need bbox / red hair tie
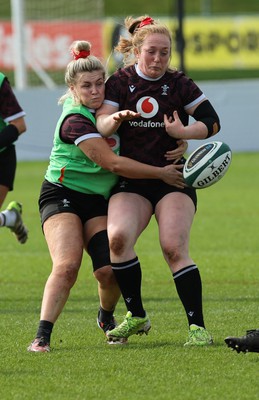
[139,17,154,28]
[71,49,90,60]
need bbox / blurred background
[1,0,259,158]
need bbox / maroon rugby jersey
[0,77,25,122]
[104,65,205,167]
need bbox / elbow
[21,121,27,134]
[102,159,121,175]
[95,120,102,133]
[217,118,221,133]
[109,162,121,175]
[201,115,220,138]
[19,125,26,135]
[11,120,26,135]
[96,115,110,136]
[193,100,220,138]
[209,118,221,137]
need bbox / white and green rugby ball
[183,141,232,189]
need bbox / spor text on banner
[1,17,259,71]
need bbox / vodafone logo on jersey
[136,97,159,118]
[105,133,120,153]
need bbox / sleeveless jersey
[104,66,205,167]
[45,97,119,199]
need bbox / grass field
[1,154,259,399]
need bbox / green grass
[1,154,259,399]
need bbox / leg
[0,146,16,209]
[106,193,152,343]
[156,192,212,345]
[108,192,152,311]
[0,147,28,243]
[84,215,120,312]
[95,265,121,312]
[0,200,28,243]
[84,216,121,334]
[40,213,83,321]
[0,184,9,208]
[28,213,84,352]
[95,264,120,334]
[155,192,195,273]
[108,193,152,262]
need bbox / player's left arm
[164,99,220,140]
[164,139,188,162]
[190,99,220,137]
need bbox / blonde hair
[115,16,172,67]
[59,40,105,105]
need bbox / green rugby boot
[6,201,28,244]
[107,311,151,344]
[184,324,213,346]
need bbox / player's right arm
[0,77,27,136]
[96,103,140,137]
[9,116,26,135]
[78,136,185,188]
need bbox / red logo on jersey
[136,96,159,118]
[104,134,120,152]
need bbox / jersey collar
[135,63,165,81]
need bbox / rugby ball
[183,141,232,189]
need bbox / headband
[71,49,90,60]
[139,17,154,29]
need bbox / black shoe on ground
[225,329,259,353]
[97,310,117,335]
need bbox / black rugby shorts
[111,178,197,212]
[39,180,108,226]
[0,145,16,190]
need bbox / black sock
[98,306,114,322]
[111,257,145,318]
[173,265,205,328]
[36,320,54,343]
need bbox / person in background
[225,330,259,353]
[96,15,221,345]
[28,40,187,352]
[0,72,28,244]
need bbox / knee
[162,242,182,265]
[94,266,117,287]
[109,233,128,256]
[53,261,80,287]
